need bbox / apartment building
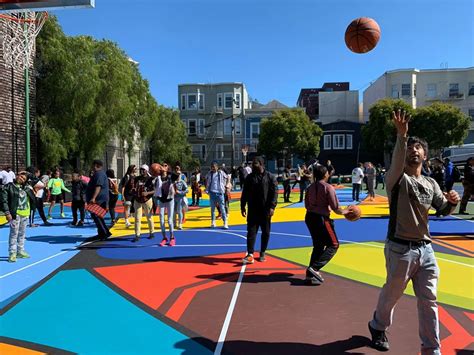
[178,83,249,168]
[363,67,474,143]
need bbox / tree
[35,16,193,170]
[361,98,414,154]
[148,105,196,168]
[410,102,470,151]
[258,108,323,163]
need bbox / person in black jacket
[240,156,278,263]
[71,172,87,226]
[0,171,36,262]
[459,157,474,215]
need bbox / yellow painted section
[0,343,45,355]
[270,242,474,310]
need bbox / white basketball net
[0,11,48,69]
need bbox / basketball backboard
[0,0,94,13]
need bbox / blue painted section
[0,269,211,355]
[187,198,210,207]
[286,188,367,208]
[96,229,248,261]
[0,205,97,309]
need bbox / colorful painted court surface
[0,186,473,354]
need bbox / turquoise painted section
[0,269,212,355]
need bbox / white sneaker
[125,220,131,228]
[210,222,216,228]
[223,223,229,229]
[177,224,183,230]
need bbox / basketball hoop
[0,11,48,69]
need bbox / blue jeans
[174,196,185,226]
[370,240,440,355]
[159,200,174,237]
[209,191,227,223]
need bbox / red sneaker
[169,238,176,247]
[159,238,168,247]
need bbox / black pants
[305,212,339,275]
[30,197,48,224]
[246,212,272,255]
[109,194,118,221]
[192,188,200,206]
[91,202,110,238]
[299,181,308,202]
[352,183,361,201]
[283,181,291,202]
[72,200,85,223]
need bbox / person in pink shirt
[304,164,349,285]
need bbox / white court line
[214,263,247,355]
[0,240,94,279]
[188,229,247,240]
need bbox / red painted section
[439,306,474,353]
[95,253,304,317]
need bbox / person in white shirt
[0,166,15,185]
[205,162,228,229]
[351,163,364,202]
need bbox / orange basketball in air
[150,163,162,177]
[345,17,381,54]
[344,205,361,222]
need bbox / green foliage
[362,98,471,154]
[410,102,470,150]
[361,99,414,152]
[258,108,322,162]
[35,16,192,169]
[148,106,196,168]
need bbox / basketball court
[0,1,473,354]
[0,186,473,354]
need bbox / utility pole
[230,84,246,169]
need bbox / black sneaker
[148,233,155,240]
[368,322,389,351]
[259,252,266,262]
[132,236,139,243]
[77,221,84,227]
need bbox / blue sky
[54,0,473,108]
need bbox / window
[224,119,232,135]
[198,94,205,110]
[449,83,459,97]
[333,134,345,150]
[234,143,241,160]
[188,94,197,109]
[215,144,231,159]
[323,135,331,150]
[180,94,186,110]
[235,93,241,109]
[414,83,416,97]
[469,83,474,96]
[401,84,411,96]
[192,144,206,160]
[235,119,241,135]
[224,93,233,109]
[250,122,260,139]
[469,109,474,121]
[391,84,398,98]
[188,119,197,135]
[198,119,205,136]
[427,83,437,98]
[217,94,223,109]
[346,134,353,149]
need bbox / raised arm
[385,110,410,192]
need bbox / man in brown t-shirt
[368,110,460,354]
